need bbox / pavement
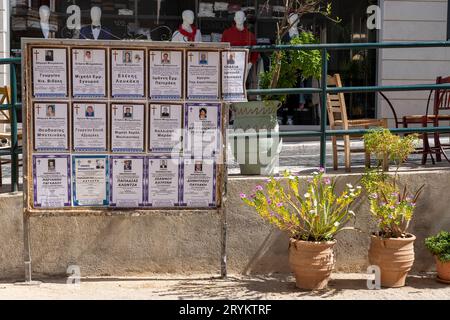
[1,273,449,300]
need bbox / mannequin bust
[222,11,259,70]
[172,10,202,42]
[79,6,112,40]
[288,13,300,38]
[39,5,51,39]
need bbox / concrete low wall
[1,170,450,280]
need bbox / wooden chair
[402,76,450,164]
[327,74,388,172]
[0,86,23,186]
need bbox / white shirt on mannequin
[40,22,50,39]
[92,26,101,40]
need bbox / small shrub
[425,231,450,262]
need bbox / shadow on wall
[242,229,291,275]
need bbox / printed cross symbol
[188,52,194,62]
[151,105,157,115]
[33,50,39,61]
[35,104,41,114]
[73,50,79,61]
[74,104,80,115]
[150,51,156,62]
[113,105,118,116]
[113,51,118,61]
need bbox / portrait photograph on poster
[72,155,109,206]
[110,156,145,207]
[185,102,221,158]
[148,103,183,153]
[71,48,107,98]
[72,102,107,152]
[149,50,183,100]
[31,47,68,98]
[33,154,71,208]
[111,103,145,153]
[33,102,69,152]
[147,157,181,207]
[181,158,216,208]
[186,50,220,100]
[111,48,145,98]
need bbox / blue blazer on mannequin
[79,25,113,40]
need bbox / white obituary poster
[111,49,145,98]
[222,50,247,102]
[110,156,145,207]
[71,48,107,98]
[33,103,69,151]
[72,103,107,152]
[185,103,221,158]
[148,103,183,153]
[111,103,145,153]
[149,50,183,100]
[72,155,109,206]
[181,159,216,207]
[186,50,220,100]
[33,155,71,207]
[32,47,68,98]
[147,157,181,207]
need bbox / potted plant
[231,1,335,175]
[362,129,424,287]
[425,231,450,283]
[241,169,361,290]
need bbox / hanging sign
[221,50,248,102]
[111,103,145,153]
[72,102,107,152]
[31,47,68,98]
[148,103,183,153]
[33,154,71,207]
[71,48,107,98]
[111,49,145,98]
[72,155,109,206]
[33,102,69,152]
[110,156,145,207]
[186,50,220,100]
[149,50,183,100]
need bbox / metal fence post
[320,49,328,169]
[9,63,19,192]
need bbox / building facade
[379,0,450,124]
[1,0,449,124]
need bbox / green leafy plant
[364,128,418,169]
[361,128,424,238]
[425,231,450,262]
[241,169,362,242]
[258,0,339,103]
[259,32,325,103]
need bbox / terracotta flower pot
[435,256,450,283]
[288,238,336,290]
[368,234,416,288]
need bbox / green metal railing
[2,42,450,190]
[0,57,21,192]
[238,41,450,168]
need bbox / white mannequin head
[39,5,50,23]
[234,11,246,31]
[91,6,102,26]
[288,13,299,37]
[182,10,195,26]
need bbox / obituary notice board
[22,39,248,215]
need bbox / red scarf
[178,25,197,42]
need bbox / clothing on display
[221,24,259,64]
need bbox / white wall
[379,0,450,124]
[0,0,9,86]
